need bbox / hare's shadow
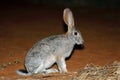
[66,44,84,60]
[63,22,68,32]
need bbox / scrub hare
[16,8,84,76]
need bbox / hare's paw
[59,67,68,74]
[42,68,59,74]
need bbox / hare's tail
[16,70,32,76]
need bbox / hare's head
[63,8,84,45]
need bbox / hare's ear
[63,8,75,33]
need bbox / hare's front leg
[56,57,67,73]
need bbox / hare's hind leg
[33,60,56,74]
[33,64,58,74]
[33,63,44,74]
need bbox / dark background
[0,0,120,8]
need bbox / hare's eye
[74,32,78,36]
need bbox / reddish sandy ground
[0,5,120,79]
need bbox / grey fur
[16,8,84,76]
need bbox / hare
[16,8,84,76]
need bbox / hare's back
[25,35,72,63]
[41,35,74,56]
